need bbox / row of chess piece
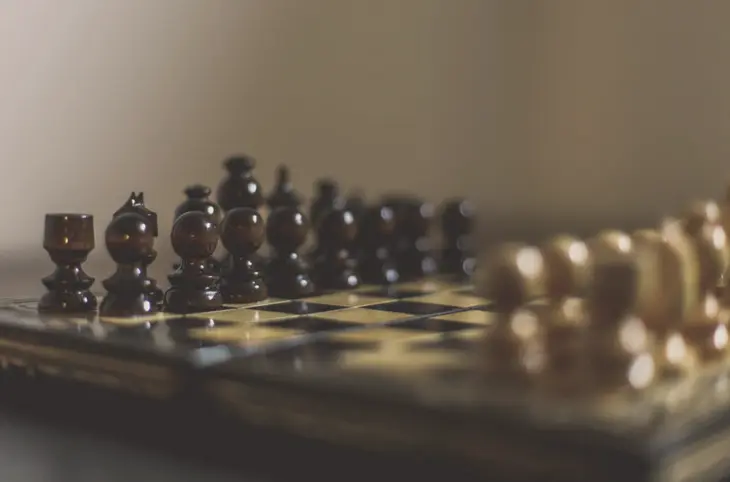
[37,155,475,317]
[474,192,730,393]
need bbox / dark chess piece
[266,165,302,210]
[38,213,97,313]
[113,192,164,308]
[219,207,268,303]
[312,207,360,290]
[345,191,366,221]
[172,185,223,273]
[174,185,222,223]
[385,197,437,280]
[164,211,223,314]
[357,205,400,284]
[216,155,264,213]
[310,178,345,229]
[266,206,316,298]
[99,212,160,317]
[440,198,476,278]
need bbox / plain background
[2,0,730,294]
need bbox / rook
[38,213,97,313]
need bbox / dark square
[266,316,362,333]
[391,317,478,333]
[357,288,432,299]
[366,301,458,316]
[254,301,342,315]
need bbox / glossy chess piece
[475,243,547,383]
[174,184,222,223]
[392,198,437,280]
[357,205,400,285]
[265,206,316,298]
[99,212,160,317]
[266,165,302,210]
[310,179,344,229]
[216,155,264,213]
[439,198,476,279]
[113,192,164,308]
[164,211,223,313]
[38,213,97,313]
[219,207,268,304]
[583,231,658,390]
[312,207,361,290]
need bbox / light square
[341,344,465,371]
[221,298,286,309]
[432,310,496,325]
[313,308,411,324]
[302,292,392,308]
[395,280,461,292]
[326,328,422,343]
[187,324,305,344]
[408,292,489,308]
[187,308,294,323]
[97,311,179,325]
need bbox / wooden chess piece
[216,155,264,213]
[583,231,658,390]
[310,178,344,229]
[99,212,160,317]
[357,204,400,285]
[219,207,268,304]
[172,185,223,273]
[265,206,316,298]
[113,192,164,308]
[312,207,361,290]
[38,213,97,313]
[390,197,437,280]
[266,165,302,210]
[164,211,223,313]
[439,198,476,279]
[174,184,222,223]
[474,243,547,383]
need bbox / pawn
[312,207,361,290]
[113,192,164,308]
[393,198,437,280]
[164,211,223,313]
[357,205,400,285]
[265,206,316,298]
[439,198,476,278]
[219,207,268,303]
[174,185,222,224]
[310,179,345,229]
[266,165,302,211]
[100,212,160,317]
[216,155,264,213]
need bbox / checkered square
[312,308,411,324]
[390,317,480,333]
[265,316,362,333]
[301,292,393,308]
[186,324,306,346]
[253,301,343,316]
[365,300,458,316]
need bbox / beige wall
[1,1,730,293]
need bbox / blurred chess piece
[537,235,592,392]
[582,231,657,391]
[475,243,547,382]
[632,224,698,377]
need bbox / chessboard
[5,154,730,482]
[0,277,487,400]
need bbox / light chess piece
[583,230,658,392]
[475,243,547,383]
